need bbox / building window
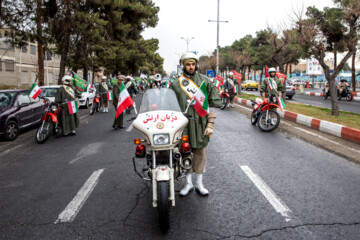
[21,71,29,85]
[5,60,14,72]
[7,42,14,51]
[30,45,36,55]
[21,45,28,53]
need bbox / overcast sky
[142,0,335,74]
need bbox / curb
[304,92,360,101]
[234,97,360,144]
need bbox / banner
[72,72,89,92]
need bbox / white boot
[194,173,209,196]
[106,108,109,112]
[230,103,234,108]
[180,173,194,196]
[103,108,106,112]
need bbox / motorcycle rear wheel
[251,111,258,125]
[36,121,51,144]
[220,98,228,110]
[323,91,328,100]
[157,181,170,233]
[258,110,280,132]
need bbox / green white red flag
[28,83,42,100]
[107,92,113,100]
[214,80,221,90]
[116,82,134,118]
[233,85,238,93]
[68,100,79,114]
[192,81,209,118]
[277,97,286,112]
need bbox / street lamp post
[208,0,228,75]
[180,37,195,52]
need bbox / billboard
[306,56,323,75]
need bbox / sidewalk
[234,96,360,145]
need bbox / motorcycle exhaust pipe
[180,154,193,170]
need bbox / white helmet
[228,72,234,77]
[268,67,277,74]
[179,52,199,70]
[101,76,107,80]
[62,75,72,84]
[154,73,162,81]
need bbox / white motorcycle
[132,88,193,232]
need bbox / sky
[142,0,335,74]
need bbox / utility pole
[180,37,194,52]
[208,0,228,75]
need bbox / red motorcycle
[89,94,101,115]
[35,96,61,143]
[219,89,230,110]
[251,95,281,132]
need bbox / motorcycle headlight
[51,105,58,112]
[153,134,170,145]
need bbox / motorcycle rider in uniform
[323,81,330,96]
[112,75,126,130]
[152,74,162,89]
[338,79,349,95]
[260,67,284,100]
[55,76,81,136]
[170,52,222,196]
[100,76,111,112]
[222,72,238,107]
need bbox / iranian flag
[28,83,42,100]
[192,82,209,118]
[214,80,221,90]
[68,101,79,114]
[107,92,113,100]
[116,82,134,118]
[233,85,238,93]
[164,81,170,88]
[277,97,286,112]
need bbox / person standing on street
[125,76,138,114]
[170,52,222,196]
[55,76,81,136]
[100,76,111,112]
[112,75,126,130]
[260,67,284,100]
[222,72,238,107]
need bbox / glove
[204,111,216,136]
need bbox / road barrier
[235,97,360,144]
[304,92,360,101]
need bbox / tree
[296,0,360,115]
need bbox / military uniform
[260,77,284,97]
[170,71,222,173]
[112,83,124,128]
[222,77,238,106]
[55,85,80,135]
[100,82,111,111]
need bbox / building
[0,28,100,88]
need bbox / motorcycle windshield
[139,88,181,113]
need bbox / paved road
[242,89,360,114]
[1,93,360,239]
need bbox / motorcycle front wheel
[220,98,228,110]
[157,181,170,233]
[346,92,353,101]
[258,110,280,132]
[251,111,258,125]
[89,102,97,115]
[36,121,51,143]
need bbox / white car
[40,85,61,103]
[79,83,95,108]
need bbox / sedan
[40,85,61,103]
[241,80,259,91]
[285,80,296,100]
[0,90,47,140]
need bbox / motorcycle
[219,88,230,110]
[337,85,353,101]
[35,96,61,143]
[131,88,193,232]
[251,95,281,132]
[89,94,101,115]
[322,87,331,100]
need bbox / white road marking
[54,168,105,224]
[126,124,133,132]
[281,121,360,154]
[80,115,88,120]
[239,165,292,222]
[0,144,24,156]
[235,104,252,112]
[69,142,104,164]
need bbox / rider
[100,76,111,113]
[222,72,239,107]
[338,79,349,95]
[170,52,222,196]
[152,74,162,89]
[324,81,330,96]
[55,76,81,136]
[260,67,284,100]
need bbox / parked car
[291,79,313,88]
[241,80,259,91]
[285,80,296,100]
[40,85,61,103]
[0,90,47,140]
[79,83,95,108]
